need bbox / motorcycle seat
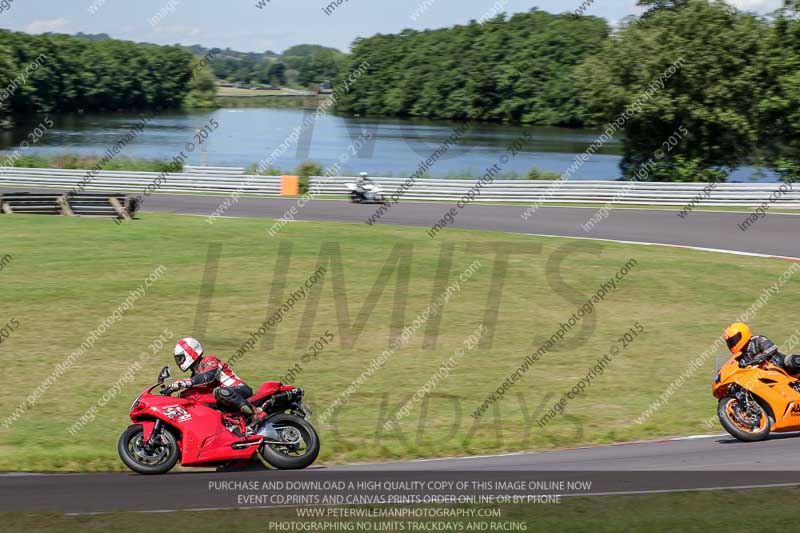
[249,381,283,405]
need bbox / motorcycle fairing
[713,356,800,431]
[130,393,262,466]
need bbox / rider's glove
[172,378,192,390]
[740,352,768,368]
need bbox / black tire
[718,396,773,442]
[259,413,320,470]
[118,424,180,475]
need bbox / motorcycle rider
[163,337,267,431]
[724,323,800,381]
[357,172,373,190]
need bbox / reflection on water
[0,108,768,181]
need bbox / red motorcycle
[118,365,320,474]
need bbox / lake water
[0,108,768,181]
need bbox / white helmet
[174,337,203,372]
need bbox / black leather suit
[739,335,800,372]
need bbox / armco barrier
[0,192,137,219]
[1,167,798,207]
[0,167,282,196]
[310,177,800,207]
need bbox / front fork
[145,419,163,450]
[728,385,764,425]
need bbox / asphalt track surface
[2,189,800,513]
[1,188,798,258]
[4,435,800,513]
[141,193,799,259]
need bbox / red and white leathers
[186,355,246,392]
[173,338,243,388]
[171,354,247,393]
[170,338,265,429]
[170,337,260,425]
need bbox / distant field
[216,93,324,108]
[216,86,296,97]
[1,213,798,471]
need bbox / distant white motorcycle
[345,173,388,204]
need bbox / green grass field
[216,86,294,97]
[216,94,324,108]
[0,212,798,471]
[3,154,176,173]
[4,487,798,532]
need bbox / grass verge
[1,154,176,173]
[216,95,325,108]
[217,87,295,97]
[0,213,798,471]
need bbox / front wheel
[259,413,320,470]
[118,424,180,475]
[718,396,773,442]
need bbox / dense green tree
[637,0,690,18]
[285,48,343,86]
[183,62,218,108]
[334,10,609,126]
[207,44,343,87]
[759,1,800,180]
[577,0,771,181]
[0,30,198,115]
[268,62,287,86]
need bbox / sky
[0,0,786,54]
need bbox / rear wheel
[718,395,773,442]
[259,413,320,470]
[118,424,179,474]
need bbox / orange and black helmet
[724,323,752,355]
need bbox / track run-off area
[1,190,799,513]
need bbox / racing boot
[246,407,268,435]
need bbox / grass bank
[217,87,295,97]
[4,487,798,531]
[216,95,325,108]
[0,154,177,173]
[0,213,797,471]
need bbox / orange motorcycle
[713,353,800,441]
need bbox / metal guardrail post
[57,194,75,216]
[108,197,132,220]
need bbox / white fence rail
[0,167,282,195]
[184,165,246,175]
[311,177,800,207]
[0,167,798,207]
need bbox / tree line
[0,30,215,115]
[205,44,344,88]
[336,1,800,181]
[336,10,609,126]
